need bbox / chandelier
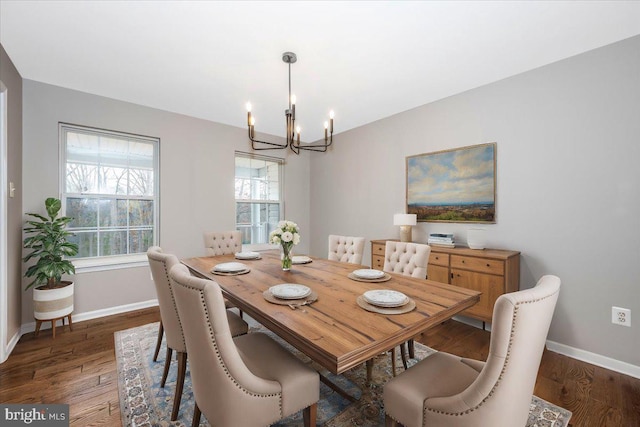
[246,52,334,154]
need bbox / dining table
[181,250,480,381]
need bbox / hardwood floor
[1,307,638,426]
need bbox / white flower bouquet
[269,220,300,270]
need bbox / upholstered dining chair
[383,275,561,427]
[203,230,244,316]
[169,263,320,427]
[328,234,366,264]
[147,246,248,421]
[383,241,431,374]
[203,230,242,256]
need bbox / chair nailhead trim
[150,256,187,351]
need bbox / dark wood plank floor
[1,307,638,426]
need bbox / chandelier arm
[249,129,288,150]
[292,133,333,152]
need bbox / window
[235,152,283,247]
[60,123,159,269]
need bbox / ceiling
[2,1,639,142]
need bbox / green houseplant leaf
[23,197,79,290]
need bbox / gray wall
[22,80,310,323]
[309,35,640,367]
[0,43,23,348]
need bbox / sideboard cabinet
[370,239,520,323]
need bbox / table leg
[319,374,357,402]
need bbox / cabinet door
[451,269,504,322]
[427,265,449,283]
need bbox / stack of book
[428,233,455,248]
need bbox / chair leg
[153,321,164,362]
[52,319,56,339]
[400,343,409,370]
[303,402,317,427]
[385,414,399,426]
[408,338,415,359]
[366,359,373,384]
[192,403,202,427]
[67,314,73,332]
[171,352,187,421]
[161,347,173,387]
[390,347,397,376]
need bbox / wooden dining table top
[181,250,480,375]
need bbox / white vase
[467,229,487,250]
[33,281,74,320]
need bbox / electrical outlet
[612,306,631,327]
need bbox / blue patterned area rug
[115,321,571,427]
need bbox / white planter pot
[33,281,74,320]
[466,228,487,250]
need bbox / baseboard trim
[546,340,640,379]
[0,329,22,364]
[20,299,159,335]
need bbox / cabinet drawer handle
[461,260,465,263]
[486,263,490,267]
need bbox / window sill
[244,243,279,252]
[72,254,148,274]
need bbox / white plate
[363,290,409,308]
[292,255,312,264]
[235,251,261,260]
[269,284,312,300]
[353,269,385,279]
[214,262,247,273]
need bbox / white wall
[22,81,310,323]
[309,36,640,367]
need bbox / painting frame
[406,142,496,223]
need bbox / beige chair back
[328,234,365,264]
[425,275,561,426]
[203,230,242,256]
[383,241,430,278]
[147,246,185,353]
[169,264,287,425]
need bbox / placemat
[210,268,251,276]
[348,272,392,283]
[263,290,318,306]
[356,295,415,314]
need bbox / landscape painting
[406,143,496,223]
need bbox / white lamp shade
[393,213,417,226]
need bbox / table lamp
[394,213,417,242]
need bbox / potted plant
[23,197,79,332]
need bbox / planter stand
[34,314,73,339]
